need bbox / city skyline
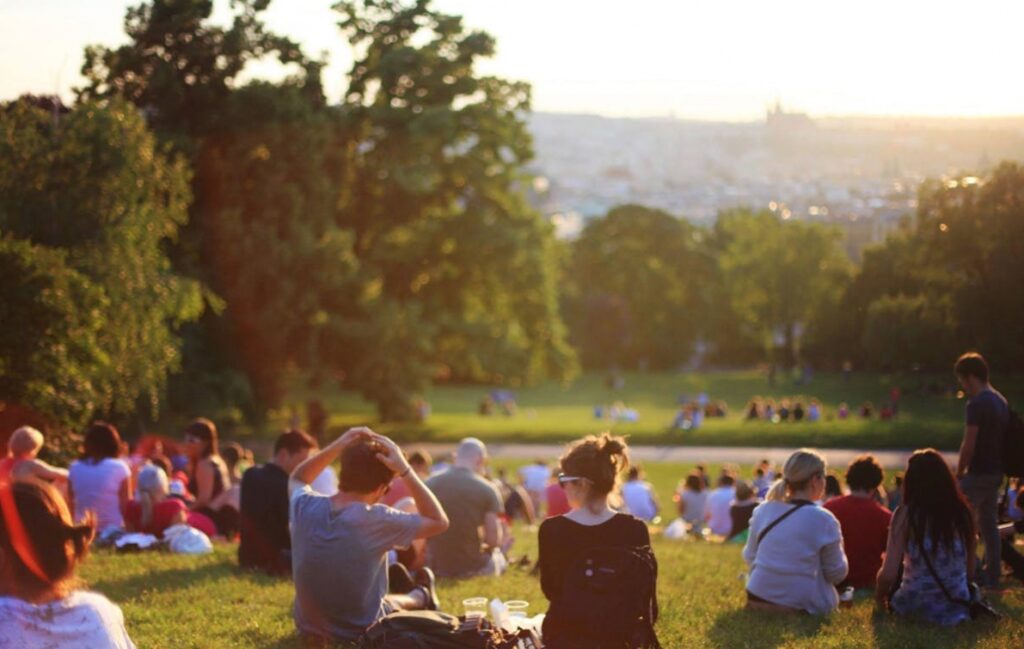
[4,0,1024,120]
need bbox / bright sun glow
[3,0,1023,120]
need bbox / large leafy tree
[714,210,852,367]
[849,162,1024,370]
[567,204,712,369]
[0,98,203,425]
[78,0,331,419]
[329,0,577,418]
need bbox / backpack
[358,611,539,649]
[1004,407,1024,478]
[543,545,661,649]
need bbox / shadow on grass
[87,553,285,601]
[707,607,824,649]
[870,608,1004,648]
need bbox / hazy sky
[4,0,1024,121]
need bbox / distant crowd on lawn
[1,352,1023,648]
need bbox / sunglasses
[557,473,587,488]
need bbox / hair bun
[598,434,626,456]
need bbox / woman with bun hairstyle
[539,433,657,647]
[743,449,848,614]
[0,478,136,648]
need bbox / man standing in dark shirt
[955,352,1008,587]
[238,430,316,574]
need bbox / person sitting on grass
[0,427,68,486]
[727,480,760,542]
[675,472,706,534]
[182,418,232,536]
[876,449,975,626]
[238,429,316,575]
[0,478,135,648]
[289,428,448,644]
[705,472,736,537]
[538,433,657,648]
[425,438,508,578]
[68,422,132,534]
[743,449,848,614]
[124,465,187,538]
[621,465,659,523]
[824,455,891,590]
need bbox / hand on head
[370,433,412,476]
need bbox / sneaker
[414,567,440,611]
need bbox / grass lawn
[82,533,1024,648]
[263,370,1024,451]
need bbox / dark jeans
[961,473,1003,586]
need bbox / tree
[0,238,106,432]
[715,210,852,367]
[567,204,712,369]
[861,294,955,370]
[330,0,577,418]
[78,0,330,420]
[848,162,1024,370]
[0,98,203,424]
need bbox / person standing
[954,352,1008,587]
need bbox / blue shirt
[965,388,1008,475]
[290,486,421,641]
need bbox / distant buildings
[527,110,1023,259]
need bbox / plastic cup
[462,597,488,618]
[505,600,529,618]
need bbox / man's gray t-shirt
[290,485,421,641]
[425,467,503,577]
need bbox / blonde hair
[766,448,827,502]
[8,427,44,457]
[136,465,169,529]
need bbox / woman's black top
[538,513,651,602]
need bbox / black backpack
[1005,407,1024,478]
[543,545,661,649]
[359,611,539,649]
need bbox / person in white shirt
[68,422,132,531]
[621,466,659,522]
[743,449,848,615]
[705,474,736,537]
[0,478,135,649]
[519,459,551,515]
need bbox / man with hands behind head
[288,427,450,644]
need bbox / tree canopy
[0,98,203,426]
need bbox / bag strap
[756,500,812,544]
[914,523,971,608]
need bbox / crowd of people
[1,351,1022,647]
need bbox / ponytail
[769,449,827,503]
[766,478,789,502]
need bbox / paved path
[413,443,957,468]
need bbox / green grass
[81,533,1024,648]
[261,370,1024,451]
